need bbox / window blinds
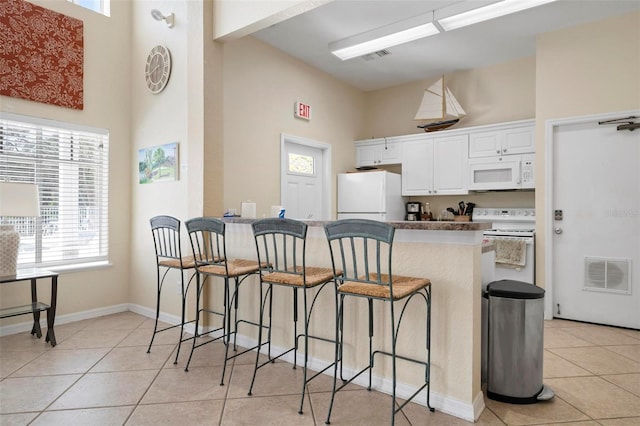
[0,112,109,268]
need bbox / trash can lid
[487,279,545,300]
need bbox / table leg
[46,275,58,346]
[30,278,42,339]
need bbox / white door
[281,135,330,220]
[550,114,640,329]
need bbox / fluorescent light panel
[331,22,439,60]
[330,0,557,61]
[438,0,557,31]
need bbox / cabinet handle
[496,149,500,154]
[433,190,437,194]
[503,148,507,153]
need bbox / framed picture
[138,142,179,184]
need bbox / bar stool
[249,218,337,415]
[323,219,434,425]
[147,215,197,365]
[184,217,262,385]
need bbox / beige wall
[0,0,132,321]
[363,55,536,139]
[128,0,220,317]
[534,11,640,290]
[221,36,366,219]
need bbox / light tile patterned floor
[1,312,639,425]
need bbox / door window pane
[288,153,314,176]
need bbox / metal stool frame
[323,219,433,425]
[147,215,197,365]
[249,218,337,415]
[184,217,263,385]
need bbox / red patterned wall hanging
[0,0,84,110]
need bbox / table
[0,268,58,346]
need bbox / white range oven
[474,207,536,285]
[477,207,536,384]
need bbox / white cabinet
[401,140,433,195]
[469,125,534,158]
[355,139,402,167]
[402,135,468,196]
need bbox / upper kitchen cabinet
[469,121,535,158]
[355,138,402,167]
[402,135,469,196]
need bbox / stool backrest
[185,217,227,271]
[252,218,308,278]
[324,219,395,290]
[150,215,185,265]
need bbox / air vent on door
[584,257,631,294]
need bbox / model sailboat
[415,77,466,132]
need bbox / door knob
[554,227,563,234]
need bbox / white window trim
[0,112,110,270]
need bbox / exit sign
[295,102,312,120]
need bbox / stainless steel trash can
[486,279,554,404]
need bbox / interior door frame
[280,133,332,220]
[544,109,640,320]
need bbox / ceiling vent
[362,50,391,61]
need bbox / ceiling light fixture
[151,9,175,28]
[329,0,556,61]
[329,12,440,61]
[438,0,557,31]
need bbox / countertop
[220,217,491,231]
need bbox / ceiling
[252,0,640,91]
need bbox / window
[288,153,315,176]
[67,0,110,16]
[0,113,109,268]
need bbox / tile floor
[1,312,639,425]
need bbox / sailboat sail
[414,77,465,130]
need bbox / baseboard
[0,304,483,421]
[230,332,482,422]
[0,303,129,337]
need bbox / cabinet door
[356,144,378,167]
[470,126,535,157]
[402,139,433,196]
[469,131,502,158]
[502,126,534,155]
[378,140,402,165]
[434,135,469,195]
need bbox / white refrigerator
[337,171,406,221]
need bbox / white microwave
[469,154,535,190]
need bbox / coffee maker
[406,202,421,221]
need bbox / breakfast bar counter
[214,218,489,421]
